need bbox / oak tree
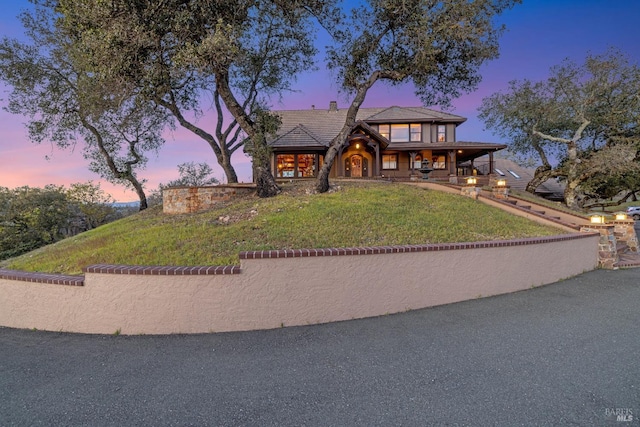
[315,0,521,192]
[0,4,164,209]
[479,49,640,209]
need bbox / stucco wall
[0,233,599,335]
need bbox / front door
[351,155,363,177]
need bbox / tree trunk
[315,74,380,193]
[525,165,554,194]
[131,180,148,211]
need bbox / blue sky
[1,0,639,201]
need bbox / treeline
[0,182,135,261]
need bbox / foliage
[1,181,564,275]
[0,182,123,261]
[163,162,220,188]
[479,49,640,209]
[55,0,336,195]
[0,3,166,210]
[314,0,521,192]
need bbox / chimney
[329,101,338,111]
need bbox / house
[268,101,506,182]
[475,157,566,201]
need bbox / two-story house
[268,101,506,182]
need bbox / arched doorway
[344,154,368,177]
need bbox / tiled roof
[270,124,328,148]
[269,104,466,147]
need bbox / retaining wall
[163,184,256,214]
[0,233,599,335]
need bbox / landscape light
[496,179,507,187]
[466,176,477,186]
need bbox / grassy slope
[1,181,566,275]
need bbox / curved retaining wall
[0,233,599,335]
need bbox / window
[410,154,422,170]
[276,154,295,178]
[276,154,317,178]
[410,124,421,141]
[437,125,446,142]
[377,124,421,142]
[297,154,316,177]
[508,170,521,179]
[495,168,505,176]
[432,155,446,170]
[390,124,409,141]
[378,124,390,140]
[382,154,398,170]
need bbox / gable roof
[269,104,466,147]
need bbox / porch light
[590,214,605,224]
[496,179,507,187]
[356,143,360,149]
[615,212,628,221]
[466,176,477,186]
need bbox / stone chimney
[329,100,338,111]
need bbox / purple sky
[1,0,639,201]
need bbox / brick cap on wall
[0,268,84,286]
[83,264,241,275]
[239,233,595,259]
[1,233,597,285]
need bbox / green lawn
[1,181,566,275]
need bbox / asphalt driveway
[1,268,638,426]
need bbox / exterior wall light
[466,176,477,186]
[496,178,507,187]
[590,214,605,224]
[615,212,628,221]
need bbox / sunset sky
[1,0,639,201]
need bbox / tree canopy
[56,0,336,196]
[314,0,522,192]
[0,3,166,209]
[479,49,640,209]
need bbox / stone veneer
[163,184,256,214]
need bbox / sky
[1,0,639,202]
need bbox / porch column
[409,151,417,173]
[448,151,456,175]
[489,151,495,174]
[375,144,380,176]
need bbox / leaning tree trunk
[525,165,554,194]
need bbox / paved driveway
[1,269,638,426]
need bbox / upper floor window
[377,124,421,142]
[437,125,446,142]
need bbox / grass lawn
[1,181,567,275]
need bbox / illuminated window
[432,155,446,169]
[378,124,390,140]
[382,154,398,170]
[437,125,446,142]
[276,154,295,178]
[410,154,422,170]
[377,124,421,142]
[390,124,409,141]
[276,154,317,178]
